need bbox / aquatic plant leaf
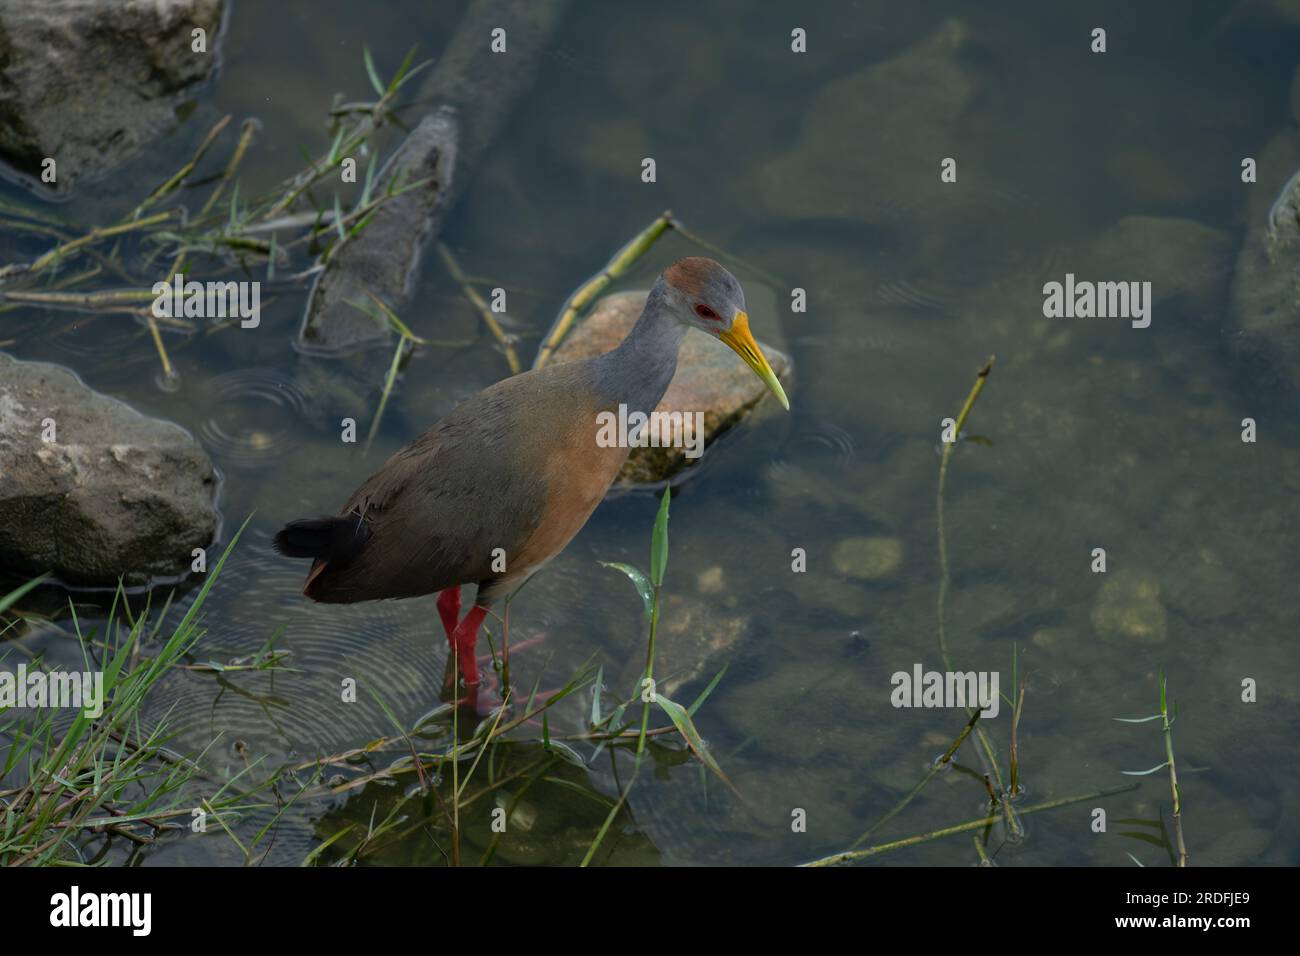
[1120,831,1167,848]
[589,666,603,727]
[655,694,730,787]
[1121,761,1171,776]
[542,775,616,809]
[544,737,587,767]
[303,824,356,866]
[333,194,346,242]
[362,46,385,97]
[360,153,377,207]
[687,664,729,717]
[599,562,652,620]
[650,488,671,587]
[0,576,46,616]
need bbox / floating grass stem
[1,209,181,279]
[129,115,232,222]
[1160,675,1186,867]
[1010,682,1025,798]
[1116,673,1187,866]
[848,710,981,851]
[804,784,1139,867]
[199,119,259,219]
[935,357,1008,801]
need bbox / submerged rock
[0,354,218,587]
[551,291,792,485]
[755,19,975,225]
[717,659,893,763]
[619,592,749,700]
[1085,216,1234,313]
[1160,548,1239,623]
[1091,573,1168,645]
[0,0,225,197]
[831,536,903,580]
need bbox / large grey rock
[550,291,792,485]
[0,0,225,197]
[0,353,218,587]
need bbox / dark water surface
[3,0,1298,865]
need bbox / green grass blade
[362,46,385,97]
[599,562,652,620]
[650,488,671,587]
[0,576,46,616]
[655,694,734,792]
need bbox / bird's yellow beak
[719,311,790,410]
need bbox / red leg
[436,586,462,645]
[450,604,488,688]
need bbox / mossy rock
[832,536,903,580]
[1091,573,1168,645]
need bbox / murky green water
[3,0,1299,865]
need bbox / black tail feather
[272,515,370,568]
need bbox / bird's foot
[442,630,553,718]
[454,674,564,722]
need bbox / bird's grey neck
[593,287,687,415]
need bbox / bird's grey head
[655,256,746,334]
[652,256,790,411]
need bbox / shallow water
[3,0,1299,866]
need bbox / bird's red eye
[694,304,719,321]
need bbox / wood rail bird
[273,257,789,710]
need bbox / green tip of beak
[761,366,790,410]
[721,311,791,411]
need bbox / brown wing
[305,360,617,603]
